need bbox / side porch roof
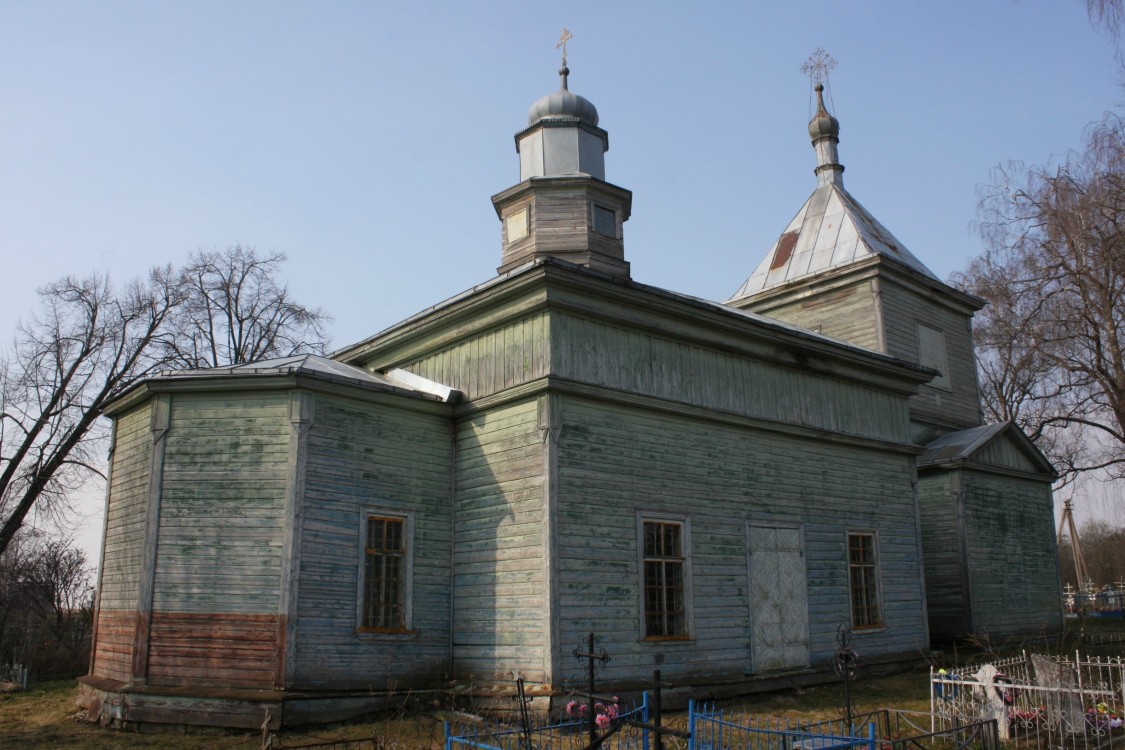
[918,421,1056,480]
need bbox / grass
[0,669,947,750]
[2,621,1122,750]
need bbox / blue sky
[1,1,1122,554]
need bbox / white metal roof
[728,179,939,303]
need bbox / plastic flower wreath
[566,698,621,730]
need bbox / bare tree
[0,251,331,555]
[1058,519,1125,589]
[0,270,183,555]
[0,531,93,677]
[956,114,1125,483]
[1087,0,1124,41]
[161,246,331,369]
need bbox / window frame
[846,529,883,630]
[637,514,693,641]
[916,321,951,391]
[592,203,618,238]
[356,509,415,635]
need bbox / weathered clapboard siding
[402,314,551,401]
[878,280,982,430]
[512,188,626,260]
[916,472,968,640]
[973,437,1040,474]
[452,399,547,681]
[553,395,927,685]
[146,613,279,688]
[295,393,453,689]
[92,401,153,682]
[152,393,290,613]
[961,471,1062,636]
[552,312,912,444]
[753,279,881,352]
[147,393,291,688]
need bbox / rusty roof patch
[770,231,800,270]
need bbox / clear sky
[1,1,1122,561]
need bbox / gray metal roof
[918,421,1056,477]
[918,423,1009,466]
[151,354,458,402]
[728,182,939,303]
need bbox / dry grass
[0,671,932,750]
[3,621,1122,750]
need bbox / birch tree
[956,114,1125,483]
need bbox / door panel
[749,525,810,672]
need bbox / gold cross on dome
[800,47,837,87]
[557,27,573,67]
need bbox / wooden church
[78,65,1062,728]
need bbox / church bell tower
[492,32,631,278]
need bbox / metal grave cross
[573,632,611,746]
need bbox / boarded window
[917,323,951,390]
[593,205,616,237]
[505,207,529,243]
[362,516,407,630]
[643,520,688,638]
[848,532,881,628]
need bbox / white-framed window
[358,510,414,633]
[916,322,951,390]
[638,515,691,640]
[847,530,882,629]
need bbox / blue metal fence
[444,696,880,750]
[446,694,651,750]
[688,702,877,750]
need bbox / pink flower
[596,714,611,730]
[578,704,589,716]
[566,700,577,716]
[606,705,618,719]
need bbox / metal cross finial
[800,47,838,87]
[557,27,573,67]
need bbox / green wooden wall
[748,278,882,352]
[294,392,453,688]
[962,471,1062,636]
[147,392,292,688]
[92,401,153,683]
[551,312,913,445]
[452,399,548,682]
[878,279,981,432]
[916,471,968,640]
[552,394,928,684]
[402,314,551,401]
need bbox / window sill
[850,624,886,634]
[356,628,419,640]
[643,635,693,643]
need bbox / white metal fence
[931,653,1124,749]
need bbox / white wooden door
[748,525,810,672]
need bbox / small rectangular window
[848,532,881,628]
[593,205,616,237]
[643,520,688,638]
[362,515,407,631]
[505,207,529,243]
[917,322,951,390]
